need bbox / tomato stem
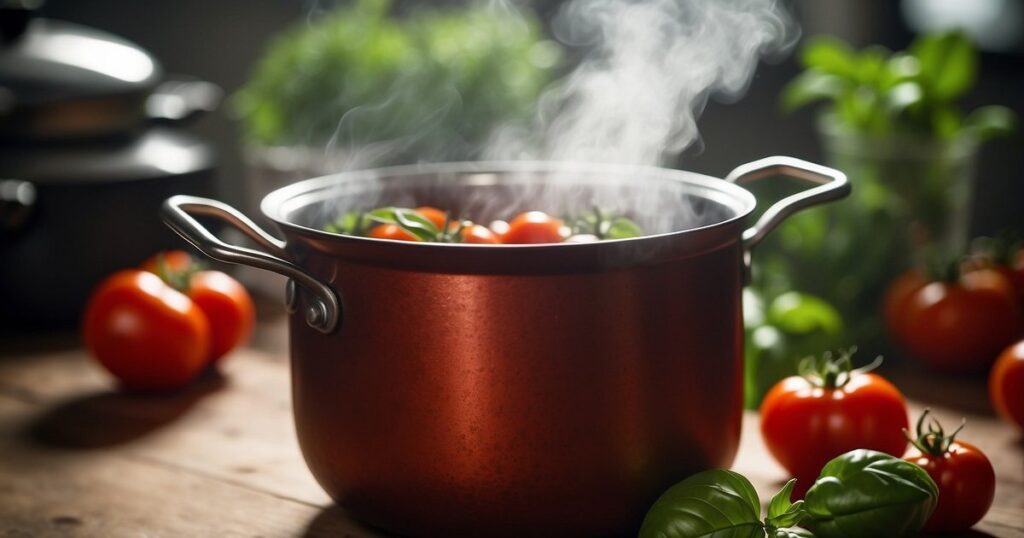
[798,348,881,389]
[905,409,966,456]
[153,253,202,293]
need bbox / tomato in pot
[903,410,995,533]
[368,223,419,241]
[759,351,909,488]
[415,206,450,229]
[460,223,500,244]
[991,339,1024,431]
[83,270,211,391]
[897,266,1018,372]
[502,211,566,244]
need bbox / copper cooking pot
[162,157,848,537]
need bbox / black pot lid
[0,17,162,107]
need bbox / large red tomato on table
[886,266,1018,372]
[83,270,210,391]
[903,411,995,533]
[760,352,909,486]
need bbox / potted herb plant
[759,31,1015,346]
[233,0,561,210]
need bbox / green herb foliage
[784,31,1015,140]
[324,206,644,242]
[569,208,644,240]
[743,290,844,408]
[638,470,807,538]
[326,207,465,243]
[802,450,939,538]
[233,0,560,156]
[640,450,939,538]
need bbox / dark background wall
[38,0,1024,236]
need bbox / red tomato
[760,357,908,486]
[460,223,500,244]
[904,412,995,532]
[882,269,927,345]
[991,339,1024,431]
[368,224,418,241]
[415,206,449,229]
[900,268,1019,372]
[502,211,565,244]
[142,251,255,362]
[489,220,510,242]
[140,249,194,275]
[995,248,1024,307]
[83,270,210,391]
[188,271,255,362]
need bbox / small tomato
[903,411,995,533]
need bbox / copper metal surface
[162,159,848,537]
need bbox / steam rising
[307,0,797,235]
[487,0,796,165]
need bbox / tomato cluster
[759,351,997,533]
[83,251,254,391]
[366,206,565,244]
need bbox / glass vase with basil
[761,30,1015,347]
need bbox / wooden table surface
[1,315,1022,537]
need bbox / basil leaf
[801,37,859,79]
[638,469,764,538]
[965,105,1016,141]
[765,480,808,531]
[910,30,977,101]
[366,207,439,241]
[802,450,938,538]
[606,217,643,239]
[325,211,369,235]
[767,479,796,520]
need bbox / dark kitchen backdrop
[37,0,1024,236]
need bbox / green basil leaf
[638,469,763,538]
[801,37,859,79]
[367,207,439,241]
[802,450,938,538]
[606,217,643,239]
[965,105,1016,141]
[766,292,842,336]
[911,31,977,101]
[767,479,796,519]
[781,71,847,112]
[325,211,369,235]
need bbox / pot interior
[263,162,755,240]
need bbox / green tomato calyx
[798,348,882,389]
[906,408,966,457]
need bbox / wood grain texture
[1,330,1022,537]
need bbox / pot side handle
[726,156,850,280]
[161,195,340,334]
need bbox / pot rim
[259,160,757,250]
